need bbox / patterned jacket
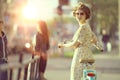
[0,31,8,59]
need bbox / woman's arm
[91,32,103,51]
[58,26,84,48]
[35,34,41,52]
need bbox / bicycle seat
[79,59,95,64]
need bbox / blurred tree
[93,0,118,35]
[78,0,118,36]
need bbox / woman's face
[75,9,86,23]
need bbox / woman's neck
[80,20,86,24]
[77,19,86,24]
[38,31,42,34]
[79,21,86,26]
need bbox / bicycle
[79,59,96,80]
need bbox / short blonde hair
[73,2,91,19]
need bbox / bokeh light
[23,4,38,19]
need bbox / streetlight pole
[118,0,120,57]
[0,0,2,19]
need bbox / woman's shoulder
[36,32,42,36]
[82,22,91,29]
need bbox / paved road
[8,53,120,80]
[46,70,120,80]
[45,55,120,80]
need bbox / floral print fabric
[70,23,98,80]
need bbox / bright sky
[22,0,78,20]
[23,0,58,20]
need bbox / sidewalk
[95,54,120,73]
[46,70,120,80]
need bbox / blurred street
[8,50,120,80]
[45,54,120,80]
[0,0,119,80]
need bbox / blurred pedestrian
[34,20,50,80]
[58,2,103,80]
[52,5,65,56]
[102,29,111,52]
[0,20,8,80]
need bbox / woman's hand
[100,49,104,52]
[58,43,64,48]
[91,37,97,44]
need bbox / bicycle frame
[80,59,97,80]
[82,69,96,80]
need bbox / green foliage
[64,51,74,58]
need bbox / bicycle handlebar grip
[58,45,61,48]
[100,49,103,52]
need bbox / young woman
[58,2,103,80]
[34,20,50,80]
